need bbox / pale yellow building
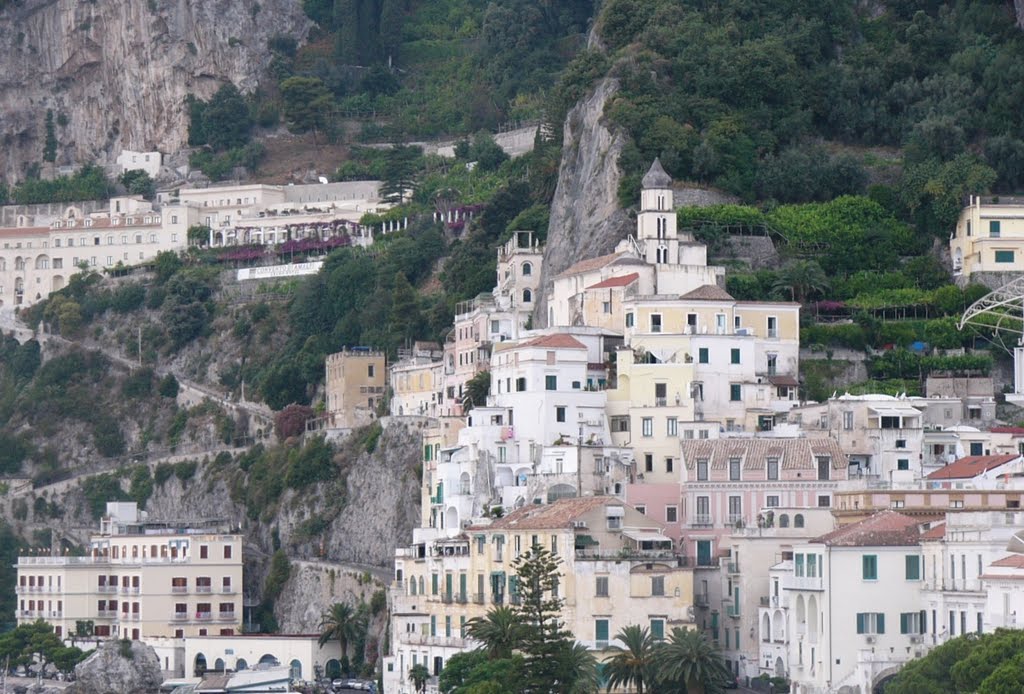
[16,502,242,641]
[324,348,386,429]
[385,496,693,694]
[950,195,1024,279]
[390,342,444,418]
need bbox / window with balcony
[655,382,667,406]
[651,576,665,596]
[196,577,212,593]
[728,496,742,525]
[222,577,232,592]
[595,619,609,648]
[171,577,187,593]
[767,316,778,338]
[696,496,710,527]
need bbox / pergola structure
[959,276,1024,403]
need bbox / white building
[116,150,163,178]
[184,634,343,681]
[785,511,925,694]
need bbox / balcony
[195,585,213,594]
[786,576,824,591]
[727,604,741,618]
[473,593,485,605]
[195,612,213,621]
[18,610,40,619]
[694,593,709,607]
[171,586,188,593]
[127,613,141,622]
[97,610,117,619]
[655,397,668,407]
[441,593,453,604]
[727,514,744,526]
[217,611,236,622]
[221,586,236,594]
[122,586,141,594]
[97,586,117,594]
[727,562,740,574]
[455,593,468,604]
[509,594,522,606]
[172,613,189,621]
[492,593,505,605]
[690,515,713,528]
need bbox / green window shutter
[906,555,920,580]
[651,619,664,640]
[595,619,609,642]
[877,613,885,634]
[431,574,438,595]
[995,250,1015,263]
[920,610,927,634]
[991,220,1001,236]
[699,348,709,364]
[856,613,865,634]
[430,615,436,637]
[731,348,740,364]
[863,555,877,580]
[900,613,909,634]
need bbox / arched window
[521,262,532,276]
[794,514,805,528]
[410,579,417,596]
[522,288,532,303]
[779,514,790,528]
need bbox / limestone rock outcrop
[66,640,162,694]
[0,0,311,181]
[536,78,632,326]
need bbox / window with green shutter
[731,348,741,364]
[445,616,451,637]
[595,619,609,645]
[863,555,878,580]
[699,348,709,364]
[730,384,741,401]
[990,220,1001,237]
[995,250,1015,263]
[430,615,436,637]
[905,555,921,581]
[431,574,439,595]
[856,613,866,634]
[651,619,665,641]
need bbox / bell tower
[636,159,678,265]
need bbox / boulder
[66,640,162,694]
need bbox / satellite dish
[318,176,329,185]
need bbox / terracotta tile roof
[680,437,846,472]
[921,522,946,540]
[811,510,921,547]
[990,554,1024,569]
[990,426,1024,435]
[586,272,640,290]
[476,496,615,531]
[555,252,645,279]
[926,454,1018,480]
[521,334,587,350]
[679,284,734,301]
[0,227,49,238]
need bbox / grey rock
[537,78,632,326]
[66,640,162,694]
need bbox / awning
[768,375,799,387]
[574,534,599,547]
[869,406,920,417]
[606,506,625,517]
[623,530,672,544]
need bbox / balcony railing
[727,604,741,618]
[195,612,213,621]
[441,594,453,604]
[171,586,188,594]
[97,586,117,593]
[122,586,141,594]
[509,594,522,606]
[217,611,236,622]
[690,515,713,527]
[727,562,740,574]
[97,610,117,618]
[455,593,468,604]
[473,593,485,605]
[195,585,213,593]
[694,594,709,607]
[221,586,236,594]
[492,593,504,605]
[18,610,41,618]
[655,397,667,407]
[172,613,189,621]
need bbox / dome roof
[641,158,672,188]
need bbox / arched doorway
[194,654,207,677]
[774,657,785,677]
[290,659,302,681]
[214,658,225,672]
[236,658,248,671]
[259,653,279,668]
[325,659,342,679]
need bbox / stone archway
[194,653,207,677]
[325,659,342,679]
[872,665,905,693]
[259,653,279,667]
[236,658,248,671]
[214,658,225,671]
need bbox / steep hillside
[0,0,311,180]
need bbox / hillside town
[7,155,1024,694]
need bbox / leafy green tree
[188,83,253,151]
[470,133,508,173]
[771,260,830,304]
[465,606,524,660]
[463,371,491,413]
[318,601,367,664]
[280,76,334,140]
[653,627,731,694]
[187,224,212,247]
[119,169,155,198]
[439,652,527,694]
[605,624,656,694]
[380,145,422,204]
[561,641,599,694]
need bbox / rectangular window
[595,619,609,647]
[697,459,708,481]
[767,458,779,480]
[651,576,665,596]
[625,313,634,328]
[905,555,921,580]
[856,612,886,634]
[545,375,557,391]
[516,377,526,392]
[650,314,662,333]
[995,250,1015,263]
[595,577,609,597]
[642,417,653,437]
[223,545,232,559]
[863,555,878,581]
[843,411,853,430]
[556,406,566,423]
[665,457,674,473]
[730,348,741,364]
[766,495,780,508]
[200,546,209,559]
[818,495,831,507]
[667,417,678,437]
[698,348,709,364]
[730,384,741,401]
[650,619,665,641]
[990,220,1001,237]
[729,458,741,481]
[665,506,677,523]
[645,454,653,473]
[897,459,910,471]
[817,457,831,480]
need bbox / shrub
[158,374,180,398]
[173,461,198,482]
[275,404,315,439]
[81,473,130,519]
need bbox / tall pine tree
[512,545,575,693]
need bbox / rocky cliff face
[536,78,632,326]
[1017,0,1024,28]
[67,640,162,694]
[0,0,311,181]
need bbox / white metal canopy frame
[958,276,1024,354]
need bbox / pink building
[678,438,848,566]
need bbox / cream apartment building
[324,348,386,430]
[385,496,689,694]
[950,194,1024,279]
[16,502,242,641]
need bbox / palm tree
[605,625,656,693]
[772,259,830,304]
[653,627,731,694]
[465,606,524,659]
[564,641,600,694]
[408,663,430,693]
[317,602,366,663]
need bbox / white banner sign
[237,261,323,281]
